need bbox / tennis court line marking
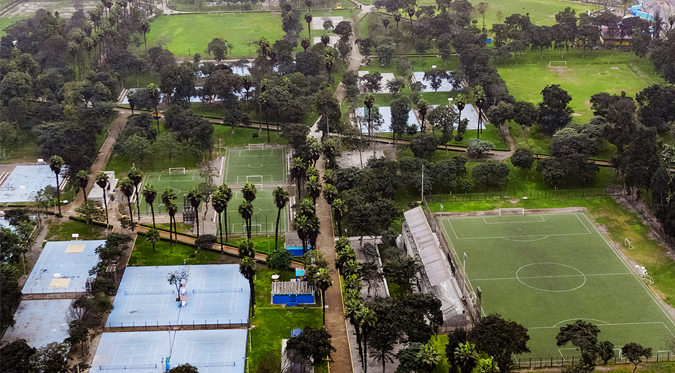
[472,272,632,281]
[580,213,675,335]
[481,215,546,224]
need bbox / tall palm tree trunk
[195,210,200,237]
[55,174,62,216]
[134,186,140,221]
[224,207,229,242]
[127,197,134,222]
[321,289,326,324]
[275,207,281,251]
[219,212,224,253]
[150,204,155,227]
[102,189,109,228]
[249,277,255,317]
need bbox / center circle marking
[515,263,586,292]
[248,163,263,168]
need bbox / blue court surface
[0,165,67,203]
[355,106,418,133]
[2,300,72,348]
[413,71,459,92]
[23,240,104,295]
[91,330,247,373]
[106,265,250,328]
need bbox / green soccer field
[439,213,675,359]
[226,189,288,236]
[139,171,204,215]
[224,148,287,185]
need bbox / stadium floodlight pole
[463,252,467,270]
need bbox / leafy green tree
[513,101,539,144]
[473,161,510,189]
[428,104,458,154]
[539,84,573,134]
[423,69,448,94]
[0,264,21,329]
[598,341,615,365]
[206,38,232,63]
[486,101,514,129]
[49,155,64,216]
[556,320,601,367]
[467,138,495,158]
[286,327,337,367]
[391,96,411,144]
[446,329,468,373]
[267,250,293,273]
[0,339,36,373]
[396,342,424,373]
[410,133,437,160]
[146,228,161,252]
[511,148,535,173]
[383,254,422,291]
[455,342,479,373]
[29,342,70,373]
[468,313,530,373]
[168,364,199,373]
[76,200,106,224]
[622,343,652,373]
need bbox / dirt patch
[611,66,620,70]
[547,65,567,76]
[571,113,582,116]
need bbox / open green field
[139,170,204,214]
[224,147,286,185]
[129,234,221,266]
[227,188,288,236]
[439,212,675,358]
[0,17,18,37]
[498,50,663,123]
[145,13,286,58]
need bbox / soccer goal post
[246,175,264,184]
[169,167,186,175]
[549,61,567,67]
[625,238,634,249]
[255,184,263,191]
[248,143,265,151]
[498,208,525,216]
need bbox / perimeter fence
[514,351,675,369]
[424,187,623,206]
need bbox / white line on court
[529,321,674,335]
[455,232,591,240]
[481,215,546,224]
[575,213,592,234]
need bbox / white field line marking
[580,213,675,335]
[447,219,459,239]
[455,232,591,240]
[224,150,232,183]
[531,321,674,335]
[575,213,592,234]
[472,273,632,281]
[481,215,546,224]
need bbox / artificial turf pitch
[227,189,288,236]
[140,171,204,214]
[439,213,675,359]
[224,148,287,185]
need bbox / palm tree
[323,184,337,206]
[301,38,310,52]
[294,214,310,257]
[75,170,89,201]
[242,182,257,203]
[140,18,150,49]
[272,187,289,251]
[307,176,322,205]
[147,83,160,133]
[166,201,178,253]
[212,191,226,253]
[418,99,429,132]
[332,199,347,236]
[238,200,254,239]
[239,256,257,317]
[238,239,255,258]
[290,157,306,198]
[358,307,378,373]
[147,227,160,252]
[128,167,143,220]
[456,93,467,138]
[162,187,177,246]
[95,172,109,228]
[345,298,364,362]
[49,155,64,216]
[382,18,389,34]
[474,86,486,138]
[218,184,233,242]
[142,184,157,228]
[187,187,203,237]
[305,13,313,39]
[418,343,441,373]
[455,342,479,373]
[316,268,332,324]
[119,177,135,222]
[307,214,320,250]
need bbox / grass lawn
[0,17,18,37]
[1,132,42,164]
[227,235,286,255]
[46,219,106,241]
[426,197,675,314]
[359,56,459,75]
[439,211,674,357]
[249,269,324,373]
[128,235,220,266]
[145,13,286,58]
[497,49,663,123]
[123,73,161,89]
[156,222,194,234]
[413,0,596,33]
[508,122,618,159]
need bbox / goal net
[498,208,525,216]
[549,61,567,67]
[169,167,186,175]
[248,144,265,151]
[255,184,263,191]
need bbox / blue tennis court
[106,265,250,328]
[2,300,72,348]
[22,240,104,295]
[0,165,67,203]
[91,330,247,373]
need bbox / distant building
[600,25,632,46]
